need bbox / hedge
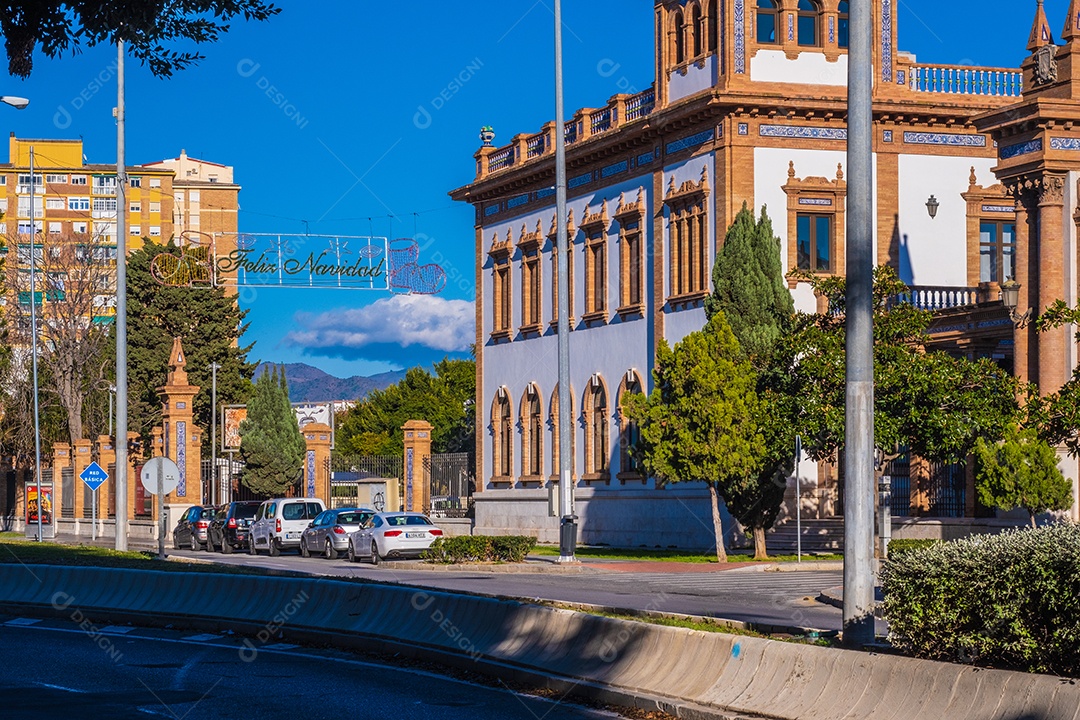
[423,535,537,564]
[880,524,1080,676]
[887,538,941,558]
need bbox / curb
[2,565,1077,720]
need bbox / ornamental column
[158,337,202,505]
[1036,173,1068,393]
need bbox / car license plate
[286,532,298,539]
[406,532,426,539]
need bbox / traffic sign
[140,457,180,495]
[80,462,109,492]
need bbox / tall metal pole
[114,40,129,551]
[554,0,576,562]
[843,0,876,646]
[29,146,43,542]
[210,362,220,506]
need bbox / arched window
[837,1,849,48]
[585,379,610,477]
[674,11,686,64]
[493,391,512,479]
[797,0,820,47]
[756,0,778,44]
[618,375,644,480]
[707,0,718,53]
[521,386,543,479]
[692,3,703,58]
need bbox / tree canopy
[239,365,304,496]
[974,424,1073,527]
[335,358,475,458]
[0,1,280,77]
[627,313,764,562]
[788,266,1019,463]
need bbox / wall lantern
[1000,279,1032,328]
[925,194,939,219]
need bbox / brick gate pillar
[95,435,115,520]
[402,420,433,514]
[302,423,332,501]
[71,439,92,520]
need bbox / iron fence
[926,460,966,518]
[60,467,74,519]
[885,453,911,517]
[425,452,474,518]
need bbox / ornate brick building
[453,0,1077,547]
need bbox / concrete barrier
[0,565,1076,720]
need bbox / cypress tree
[112,239,256,449]
[239,364,306,496]
[705,203,794,360]
[704,203,798,559]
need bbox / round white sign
[140,457,181,495]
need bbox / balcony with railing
[477,86,656,180]
[893,285,989,312]
[907,64,1022,98]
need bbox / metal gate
[927,460,966,518]
[886,453,911,517]
[61,467,74,519]
[424,452,474,518]
[328,455,401,511]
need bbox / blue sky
[0,0,1057,377]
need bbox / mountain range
[255,362,405,403]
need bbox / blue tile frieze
[760,124,847,140]
[734,0,746,74]
[902,131,986,147]
[666,129,715,155]
[1050,137,1080,151]
[999,139,1042,160]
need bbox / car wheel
[347,541,357,563]
[325,539,336,560]
[190,534,198,552]
[370,541,380,566]
[269,538,280,557]
[300,539,310,558]
[249,536,258,556]
[173,533,181,550]
[221,537,233,554]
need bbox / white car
[249,497,326,557]
[347,512,443,564]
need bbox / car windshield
[386,515,432,527]
[233,505,258,520]
[283,502,320,521]
[337,512,371,525]
[199,508,216,520]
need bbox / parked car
[207,501,261,554]
[249,497,326,556]
[172,505,216,551]
[347,512,443,565]
[300,507,375,559]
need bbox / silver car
[299,507,375,559]
[347,512,443,565]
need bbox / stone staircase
[766,517,845,554]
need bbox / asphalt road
[166,546,849,631]
[0,617,628,720]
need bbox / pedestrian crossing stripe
[6,618,41,626]
[99,625,134,634]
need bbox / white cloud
[287,295,475,355]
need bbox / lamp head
[0,96,29,110]
[925,194,940,219]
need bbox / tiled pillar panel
[302,423,332,502]
[1037,174,1068,394]
[401,420,434,514]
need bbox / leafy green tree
[706,204,796,558]
[0,1,280,78]
[1030,301,1080,455]
[627,313,765,562]
[788,267,1019,465]
[974,425,1073,527]
[112,240,255,450]
[239,366,305,496]
[336,358,475,458]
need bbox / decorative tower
[158,337,203,507]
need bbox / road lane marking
[100,625,135,634]
[182,634,221,642]
[6,617,42,626]
[35,681,86,693]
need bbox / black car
[207,501,261,554]
[172,505,216,550]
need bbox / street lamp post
[210,362,221,505]
[553,0,576,563]
[28,145,43,543]
[114,40,129,551]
